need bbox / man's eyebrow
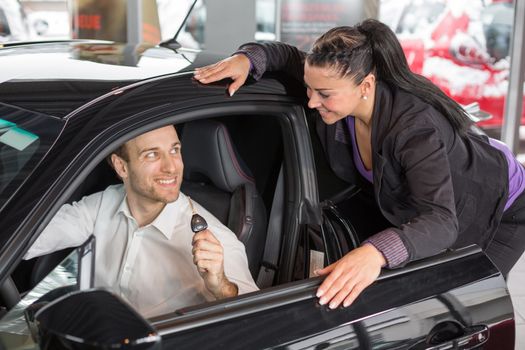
[139,142,181,154]
[139,146,159,154]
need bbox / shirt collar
[117,195,132,219]
[117,192,187,240]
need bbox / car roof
[0,40,237,118]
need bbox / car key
[188,197,208,233]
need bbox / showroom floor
[508,252,525,349]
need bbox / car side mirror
[462,102,492,123]
[30,289,161,350]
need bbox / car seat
[180,119,267,278]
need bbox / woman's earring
[361,95,368,100]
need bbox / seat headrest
[181,120,255,192]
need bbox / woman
[194,19,525,310]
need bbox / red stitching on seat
[220,124,255,183]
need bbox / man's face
[113,126,184,206]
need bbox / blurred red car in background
[381,0,518,129]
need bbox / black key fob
[191,213,208,233]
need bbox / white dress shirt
[26,184,258,318]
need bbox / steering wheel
[0,276,21,311]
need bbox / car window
[10,114,286,320]
[0,248,79,339]
[0,108,63,208]
[0,235,94,343]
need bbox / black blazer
[317,83,508,264]
[246,41,509,264]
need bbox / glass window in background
[156,0,276,50]
[279,0,366,51]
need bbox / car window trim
[151,276,322,334]
[0,99,311,302]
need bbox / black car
[0,40,515,349]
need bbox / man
[26,125,258,317]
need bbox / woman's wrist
[234,44,267,80]
[360,242,387,267]
[363,229,409,268]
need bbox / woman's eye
[319,92,329,99]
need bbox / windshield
[0,104,63,208]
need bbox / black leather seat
[181,120,267,278]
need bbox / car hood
[0,41,223,118]
[0,41,200,82]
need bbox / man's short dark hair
[112,143,129,162]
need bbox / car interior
[180,119,268,277]
[8,114,287,310]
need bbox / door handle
[410,322,489,350]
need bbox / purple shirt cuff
[363,229,409,268]
[234,44,267,81]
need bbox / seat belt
[257,164,284,288]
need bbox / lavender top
[345,116,409,268]
[346,117,373,182]
[488,138,525,211]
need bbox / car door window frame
[3,99,314,308]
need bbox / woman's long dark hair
[306,19,472,134]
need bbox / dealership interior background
[1,0,525,347]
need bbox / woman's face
[304,62,363,125]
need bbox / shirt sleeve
[24,193,102,259]
[204,218,259,294]
[225,241,259,295]
[235,41,307,83]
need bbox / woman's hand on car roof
[194,54,251,97]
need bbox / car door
[318,200,514,349]
[150,246,512,349]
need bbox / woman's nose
[307,93,321,109]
